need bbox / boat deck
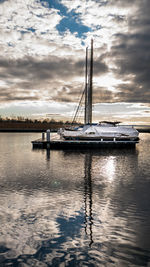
[32,134,138,149]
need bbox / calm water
[0,133,150,267]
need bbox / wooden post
[46,129,50,142]
[42,132,45,140]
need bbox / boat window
[89,132,95,134]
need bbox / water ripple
[0,133,150,266]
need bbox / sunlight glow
[94,73,129,92]
[104,157,116,182]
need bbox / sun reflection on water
[104,156,116,182]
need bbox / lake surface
[0,133,150,266]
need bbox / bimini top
[98,121,121,127]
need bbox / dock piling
[46,129,50,142]
[46,129,50,149]
[42,132,45,140]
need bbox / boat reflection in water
[58,148,140,253]
[1,132,150,266]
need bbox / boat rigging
[59,39,139,145]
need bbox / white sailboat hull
[60,124,139,142]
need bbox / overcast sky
[0,0,150,123]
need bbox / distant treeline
[0,116,65,124]
[0,117,79,132]
[0,116,149,132]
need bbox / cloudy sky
[0,0,150,123]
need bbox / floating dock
[32,132,138,149]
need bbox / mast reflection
[59,148,138,248]
[84,152,93,247]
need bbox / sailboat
[59,40,139,145]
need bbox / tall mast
[84,47,88,124]
[87,39,93,124]
[72,40,93,125]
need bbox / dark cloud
[52,84,116,104]
[108,0,150,104]
[110,15,126,24]
[52,84,85,103]
[0,56,78,81]
[94,59,108,75]
[75,56,108,76]
[0,52,108,102]
[110,32,150,102]
[108,0,139,7]
[114,83,150,103]
[0,54,107,80]
[93,86,115,103]
[0,88,40,102]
